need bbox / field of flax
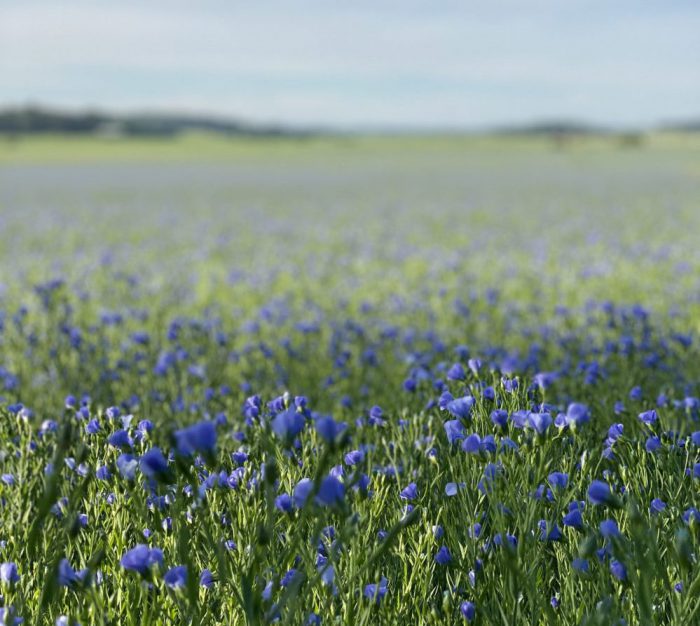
[0,134,699,625]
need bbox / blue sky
[2,1,699,129]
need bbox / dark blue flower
[199,569,215,588]
[638,409,658,426]
[120,545,164,575]
[316,475,345,507]
[548,472,568,490]
[139,447,169,480]
[315,416,346,443]
[650,498,666,514]
[435,546,452,565]
[400,483,418,500]
[600,519,620,539]
[292,478,314,508]
[271,408,305,440]
[572,558,589,573]
[108,429,132,449]
[174,421,217,456]
[610,559,627,581]
[490,409,508,429]
[588,480,615,506]
[460,601,476,621]
[444,420,465,445]
[527,412,552,435]
[0,562,19,584]
[364,576,388,604]
[447,363,466,381]
[446,396,474,419]
[563,509,584,530]
[164,565,187,589]
[565,403,590,428]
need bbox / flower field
[0,134,699,624]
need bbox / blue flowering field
[1,134,700,625]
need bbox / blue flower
[444,420,465,445]
[344,450,364,465]
[527,412,552,435]
[0,562,19,584]
[435,546,452,565]
[108,429,133,449]
[164,565,187,589]
[174,421,217,456]
[315,416,346,443]
[446,396,474,419]
[587,480,616,506]
[600,519,620,539]
[683,507,700,524]
[120,545,164,575]
[199,569,215,588]
[572,558,589,573]
[139,447,169,479]
[447,363,466,381]
[563,509,584,531]
[547,472,568,490]
[275,493,292,512]
[645,436,661,453]
[116,454,138,480]
[460,601,476,622]
[462,433,482,454]
[292,478,314,508]
[271,408,305,440]
[400,483,418,500]
[565,403,590,428]
[650,498,666,514]
[638,409,658,426]
[58,558,88,587]
[316,475,345,507]
[610,559,627,581]
[490,409,508,429]
[364,576,388,604]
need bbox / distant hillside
[0,106,308,137]
[660,119,700,133]
[491,120,609,136]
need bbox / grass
[0,133,699,624]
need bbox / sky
[1,0,699,130]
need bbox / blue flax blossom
[364,576,389,604]
[271,408,305,440]
[650,498,666,514]
[174,421,217,456]
[460,601,476,622]
[199,569,215,589]
[587,480,617,506]
[565,403,590,428]
[638,409,658,426]
[316,475,345,507]
[0,562,19,585]
[315,416,346,443]
[527,412,552,435]
[164,565,187,589]
[292,478,314,508]
[600,519,621,539]
[400,483,418,500]
[610,559,627,581]
[435,546,452,565]
[447,363,466,381]
[120,545,164,575]
[139,447,170,480]
[445,396,474,420]
[444,420,465,445]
